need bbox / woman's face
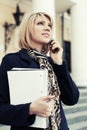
[30,15,53,50]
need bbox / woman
[0,12,79,130]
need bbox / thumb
[41,95,55,102]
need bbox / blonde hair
[18,12,54,52]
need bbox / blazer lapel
[19,49,39,68]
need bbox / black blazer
[0,49,79,130]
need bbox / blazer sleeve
[0,56,35,126]
[52,61,80,105]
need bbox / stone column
[71,0,87,86]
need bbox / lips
[42,33,50,38]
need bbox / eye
[37,22,43,25]
[48,24,52,29]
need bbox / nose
[44,25,51,31]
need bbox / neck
[30,41,43,53]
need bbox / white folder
[7,68,48,128]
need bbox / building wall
[0,1,71,63]
[0,1,32,63]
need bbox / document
[7,68,48,128]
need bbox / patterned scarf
[27,48,61,130]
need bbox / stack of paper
[7,68,48,128]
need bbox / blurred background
[0,0,87,129]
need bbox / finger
[41,95,55,102]
[52,46,60,53]
[37,111,51,117]
[50,40,60,46]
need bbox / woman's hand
[49,40,63,65]
[29,95,55,117]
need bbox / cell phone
[48,40,59,53]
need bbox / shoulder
[0,49,31,70]
[1,50,21,70]
[3,49,28,60]
[1,52,19,65]
[3,51,20,60]
[1,49,26,62]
